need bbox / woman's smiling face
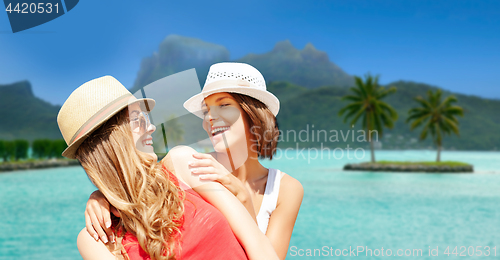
[201,93,250,153]
[129,102,157,161]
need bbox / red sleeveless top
[120,166,248,260]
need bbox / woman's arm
[181,152,303,259]
[173,148,304,259]
[188,152,257,222]
[196,182,277,260]
[265,174,303,260]
[164,146,278,260]
[84,190,117,243]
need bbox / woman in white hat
[85,63,303,259]
[58,76,277,260]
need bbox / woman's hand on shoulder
[162,146,250,199]
[85,190,118,244]
[188,152,250,201]
[161,145,203,188]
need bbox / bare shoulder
[161,145,197,167]
[280,172,304,194]
[278,172,304,205]
[161,145,208,188]
[77,228,97,252]
[77,228,117,260]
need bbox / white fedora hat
[183,62,279,118]
[57,75,155,159]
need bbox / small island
[0,139,78,172]
[344,161,473,173]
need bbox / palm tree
[406,89,464,162]
[339,74,398,162]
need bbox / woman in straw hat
[57,75,278,260]
[85,63,303,259]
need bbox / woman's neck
[214,150,268,183]
[232,155,268,183]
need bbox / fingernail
[105,221,111,228]
[191,168,198,173]
[187,161,194,166]
[93,234,99,241]
[111,235,115,243]
[102,236,108,244]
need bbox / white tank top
[256,168,283,233]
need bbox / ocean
[1,150,500,259]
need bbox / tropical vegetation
[406,89,464,162]
[338,74,398,162]
[0,139,67,163]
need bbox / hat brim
[62,98,155,159]
[183,87,279,118]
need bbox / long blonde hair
[76,109,184,260]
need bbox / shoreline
[0,159,80,172]
[344,162,474,173]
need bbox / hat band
[69,93,134,144]
[202,79,262,94]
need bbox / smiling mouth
[211,126,230,136]
[143,139,153,146]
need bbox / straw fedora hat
[57,75,155,159]
[183,62,279,118]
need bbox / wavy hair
[75,109,184,260]
[229,93,280,159]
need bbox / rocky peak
[0,81,34,98]
[272,40,296,53]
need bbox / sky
[0,0,499,106]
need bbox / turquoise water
[1,150,500,259]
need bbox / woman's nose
[207,106,219,120]
[147,123,156,134]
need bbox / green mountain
[1,80,498,150]
[271,81,500,150]
[131,34,230,93]
[0,81,62,141]
[131,35,353,90]
[1,35,498,150]
[238,40,354,88]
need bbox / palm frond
[407,111,430,123]
[379,112,394,129]
[409,114,431,130]
[408,107,428,115]
[444,105,464,117]
[338,102,363,117]
[377,86,397,100]
[353,76,368,99]
[341,95,362,102]
[442,116,460,135]
[349,105,367,126]
[341,104,364,123]
[349,87,363,97]
[414,96,432,109]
